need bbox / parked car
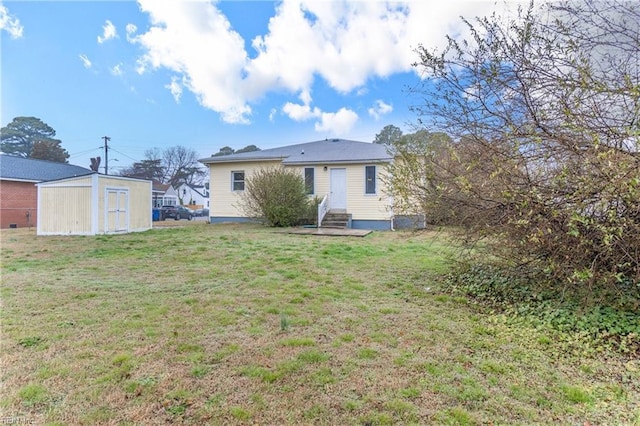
[161,205,193,220]
[194,208,209,217]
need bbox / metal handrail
[317,194,329,228]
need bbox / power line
[68,147,102,159]
[109,148,140,163]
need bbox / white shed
[37,174,152,235]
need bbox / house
[0,154,93,229]
[151,182,179,208]
[37,174,152,236]
[175,183,209,209]
[199,138,394,230]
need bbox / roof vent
[301,149,304,155]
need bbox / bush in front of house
[239,167,310,227]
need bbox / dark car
[194,208,210,217]
[161,205,193,221]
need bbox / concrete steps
[321,210,349,228]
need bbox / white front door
[330,168,347,209]
[106,189,129,233]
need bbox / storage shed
[37,174,152,235]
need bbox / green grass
[1,222,638,424]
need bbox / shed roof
[0,154,94,182]
[199,139,392,165]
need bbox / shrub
[443,263,640,355]
[239,167,310,227]
[405,0,640,290]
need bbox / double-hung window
[232,171,245,191]
[304,167,315,195]
[365,165,376,195]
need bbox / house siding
[287,163,390,221]
[209,160,281,218]
[343,164,390,221]
[0,180,38,229]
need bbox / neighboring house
[0,154,93,229]
[175,183,209,209]
[37,174,152,236]
[152,182,179,208]
[199,138,394,230]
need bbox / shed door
[330,168,347,209]
[106,189,129,233]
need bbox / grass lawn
[1,222,638,425]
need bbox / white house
[175,183,209,209]
[152,182,179,208]
[199,138,394,230]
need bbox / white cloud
[0,4,23,39]
[98,20,117,44]
[125,23,137,42]
[299,90,313,106]
[130,0,501,124]
[315,108,359,135]
[111,63,123,76]
[283,100,358,135]
[165,77,183,103]
[130,0,251,124]
[269,108,277,122]
[368,100,393,120]
[282,102,321,121]
[79,54,92,69]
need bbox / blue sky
[1,0,506,172]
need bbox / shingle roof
[199,139,392,165]
[152,181,170,192]
[0,154,94,182]
[186,184,208,198]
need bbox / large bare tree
[120,146,205,187]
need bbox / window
[232,171,245,191]
[365,165,376,194]
[304,167,315,195]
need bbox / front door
[330,168,347,209]
[106,189,129,233]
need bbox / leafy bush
[300,196,321,226]
[239,167,310,227]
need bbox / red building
[0,155,92,229]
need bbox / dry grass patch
[1,223,638,424]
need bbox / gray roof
[199,138,392,165]
[0,154,94,182]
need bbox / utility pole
[102,136,111,175]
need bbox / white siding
[37,175,152,235]
[38,185,93,235]
[98,176,151,233]
[209,160,281,217]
